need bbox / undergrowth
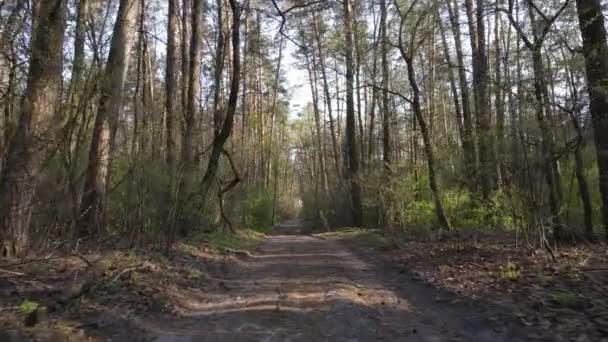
[315,228,396,248]
[193,229,267,252]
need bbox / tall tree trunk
[305,42,329,197]
[139,0,153,157]
[79,0,139,235]
[166,0,179,169]
[380,0,391,168]
[494,8,505,188]
[403,55,452,231]
[199,0,241,202]
[343,0,363,226]
[354,9,365,165]
[240,7,249,179]
[312,11,339,173]
[0,0,67,256]
[575,0,608,240]
[467,0,496,199]
[182,0,204,164]
[66,0,88,112]
[396,2,452,231]
[164,0,180,248]
[446,0,477,189]
[437,8,464,143]
[532,51,564,238]
[212,0,225,136]
[367,42,379,163]
[566,78,594,240]
[266,36,284,187]
[181,0,191,119]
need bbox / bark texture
[0,0,67,255]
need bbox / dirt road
[150,220,540,342]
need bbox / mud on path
[146,220,541,342]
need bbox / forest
[0,0,607,340]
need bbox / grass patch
[315,228,395,248]
[194,229,267,252]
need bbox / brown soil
[1,220,601,341]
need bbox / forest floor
[0,220,606,341]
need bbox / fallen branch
[0,255,68,268]
[580,267,608,272]
[0,250,98,269]
[0,267,25,276]
[112,261,157,283]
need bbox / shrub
[498,260,521,281]
[19,300,40,315]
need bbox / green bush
[240,184,275,232]
[359,164,523,233]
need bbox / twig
[0,255,68,268]
[0,268,25,276]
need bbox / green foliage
[398,200,437,231]
[548,289,579,307]
[19,300,40,315]
[101,156,162,236]
[561,156,603,231]
[360,166,519,233]
[445,190,517,231]
[498,260,521,281]
[239,185,275,232]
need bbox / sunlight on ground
[148,233,414,341]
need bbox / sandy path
[148,220,539,342]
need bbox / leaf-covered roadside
[0,230,265,340]
[384,235,608,341]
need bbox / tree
[79,0,140,235]
[380,0,392,168]
[396,0,452,231]
[182,0,204,165]
[312,11,340,173]
[575,0,608,240]
[502,0,569,238]
[342,0,363,227]
[165,0,179,170]
[445,0,477,190]
[0,0,67,256]
[466,0,497,199]
[199,0,241,203]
